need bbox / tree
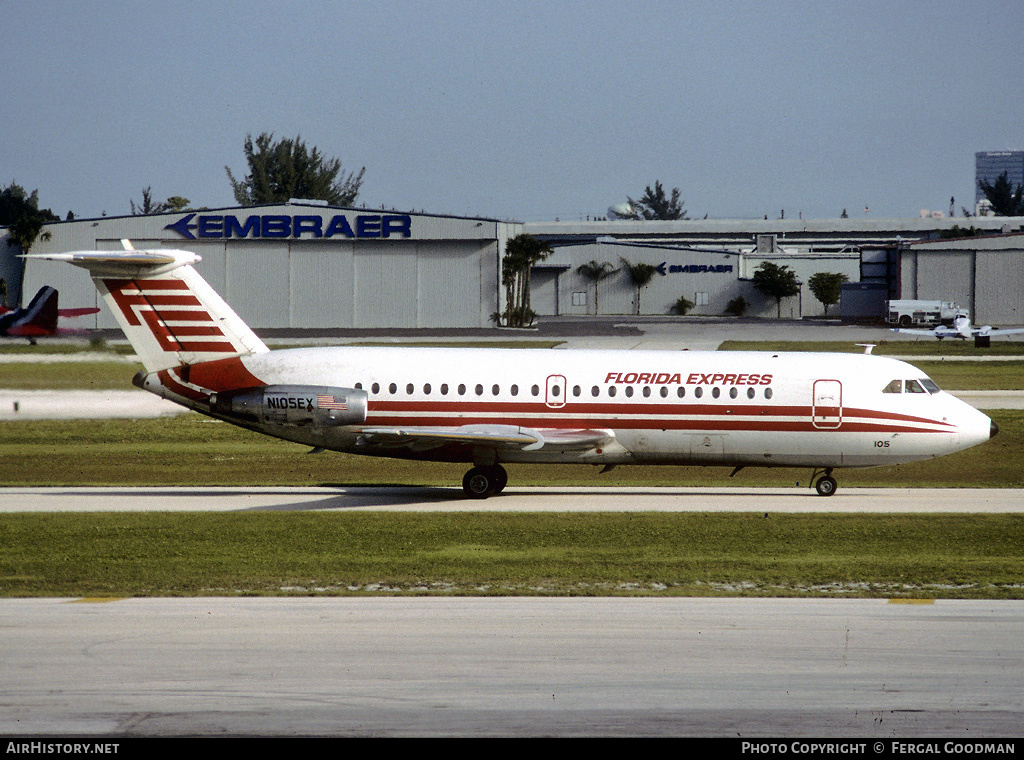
[130,187,191,215]
[627,180,688,220]
[225,132,365,206]
[978,171,1024,216]
[807,272,848,316]
[620,258,660,314]
[1,183,57,255]
[752,262,800,318]
[496,234,553,328]
[576,260,617,314]
[672,295,695,315]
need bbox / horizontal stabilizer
[25,250,201,277]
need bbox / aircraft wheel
[463,466,496,499]
[490,464,508,494]
[815,475,838,497]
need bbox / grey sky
[2,0,1021,222]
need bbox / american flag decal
[102,278,237,353]
[317,394,349,411]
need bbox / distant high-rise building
[975,151,1024,214]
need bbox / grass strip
[1,512,1021,599]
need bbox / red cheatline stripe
[363,413,946,434]
[363,399,955,430]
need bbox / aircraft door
[545,374,566,409]
[812,379,842,429]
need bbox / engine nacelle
[210,385,368,427]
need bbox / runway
[1,485,1023,512]
[2,596,1021,737]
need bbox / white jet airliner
[32,243,997,498]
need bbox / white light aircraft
[894,313,1024,347]
[32,242,997,498]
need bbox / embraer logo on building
[165,213,413,240]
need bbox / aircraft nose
[991,419,999,439]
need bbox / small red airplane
[0,286,99,343]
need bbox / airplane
[0,286,99,343]
[893,313,1024,347]
[29,241,996,498]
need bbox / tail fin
[26,244,268,372]
[4,286,59,338]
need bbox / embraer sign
[165,212,413,241]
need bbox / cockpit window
[905,379,926,394]
[882,379,902,394]
[920,378,940,394]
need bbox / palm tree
[620,258,660,315]
[576,260,616,314]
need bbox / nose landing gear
[810,467,838,497]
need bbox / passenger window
[764,388,773,400]
[677,387,686,398]
[729,387,738,399]
[440,383,449,395]
[747,387,755,399]
[694,387,703,399]
[712,387,720,399]
[608,386,617,397]
[406,383,414,395]
[660,387,668,398]
[371,382,380,394]
[458,384,466,395]
[511,384,519,396]
[592,386,600,397]
[388,383,397,394]
[882,379,902,394]
[423,383,431,395]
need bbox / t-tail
[25,240,268,372]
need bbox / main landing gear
[810,467,838,497]
[462,464,508,499]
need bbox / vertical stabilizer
[25,249,269,372]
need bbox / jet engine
[210,385,368,427]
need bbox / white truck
[886,300,968,328]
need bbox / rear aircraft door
[812,379,842,429]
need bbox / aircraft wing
[980,326,1024,336]
[891,328,941,337]
[57,307,100,318]
[356,425,614,454]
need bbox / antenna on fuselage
[856,343,876,355]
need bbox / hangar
[8,203,521,331]
[899,233,1024,325]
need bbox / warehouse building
[523,216,1024,321]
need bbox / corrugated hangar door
[416,241,482,327]
[353,243,417,327]
[353,241,483,328]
